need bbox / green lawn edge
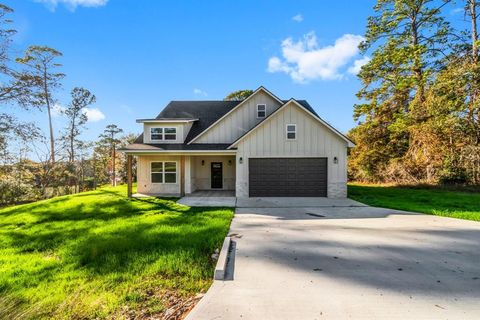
[348,183,480,221]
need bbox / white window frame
[286,124,297,141]
[256,104,266,119]
[150,161,178,184]
[150,127,177,141]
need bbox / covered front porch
[126,152,237,198]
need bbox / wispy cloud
[36,0,108,11]
[51,103,65,117]
[267,32,364,83]
[292,14,303,22]
[450,7,464,15]
[348,56,370,75]
[193,88,208,97]
[83,107,105,122]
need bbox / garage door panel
[249,158,327,197]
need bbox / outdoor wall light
[201,160,205,166]
[228,160,232,166]
[333,157,338,164]
[239,157,243,164]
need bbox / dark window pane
[151,172,163,183]
[164,128,176,134]
[164,134,176,140]
[165,162,176,172]
[151,128,163,134]
[151,162,163,172]
[165,173,176,183]
[151,134,163,140]
[287,125,296,132]
[287,132,296,139]
[258,111,266,118]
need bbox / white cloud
[51,103,65,117]
[36,0,108,11]
[292,14,303,22]
[348,56,370,75]
[83,107,105,122]
[450,7,464,15]
[267,32,364,82]
[193,88,208,97]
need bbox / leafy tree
[224,89,253,101]
[98,124,123,186]
[62,87,95,163]
[350,0,452,182]
[16,46,65,164]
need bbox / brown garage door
[249,158,327,197]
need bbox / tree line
[349,0,480,185]
[0,4,135,205]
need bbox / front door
[211,162,223,189]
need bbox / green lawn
[348,183,480,221]
[0,185,234,319]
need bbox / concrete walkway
[187,206,480,319]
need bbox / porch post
[127,154,133,198]
[180,155,185,197]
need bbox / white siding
[195,90,282,143]
[137,155,181,195]
[235,101,348,198]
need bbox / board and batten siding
[235,101,348,198]
[194,90,283,144]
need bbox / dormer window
[150,127,177,141]
[256,104,266,118]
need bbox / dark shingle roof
[157,101,241,143]
[284,100,319,117]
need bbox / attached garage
[248,158,328,197]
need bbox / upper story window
[256,104,266,118]
[286,124,296,140]
[150,127,177,141]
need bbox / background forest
[349,0,480,185]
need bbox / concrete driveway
[187,205,480,319]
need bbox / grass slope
[0,185,234,319]
[348,184,480,221]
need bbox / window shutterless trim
[286,124,297,141]
[150,127,177,141]
[150,160,178,184]
[256,104,266,119]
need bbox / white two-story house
[120,87,354,198]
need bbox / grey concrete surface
[177,196,236,207]
[236,197,366,208]
[187,206,480,320]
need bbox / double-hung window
[151,162,177,183]
[286,124,297,140]
[150,127,177,141]
[256,104,266,118]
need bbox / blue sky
[3,0,469,144]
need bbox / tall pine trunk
[43,66,55,164]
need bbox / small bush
[0,176,36,205]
